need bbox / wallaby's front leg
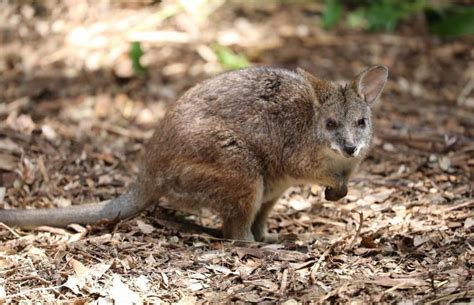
[251,199,279,243]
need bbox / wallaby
[0,65,388,242]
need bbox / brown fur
[0,65,388,242]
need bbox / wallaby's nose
[343,146,356,156]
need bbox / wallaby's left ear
[352,65,388,104]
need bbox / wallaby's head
[298,65,388,159]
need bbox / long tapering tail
[0,191,142,229]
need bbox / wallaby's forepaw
[325,185,348,201]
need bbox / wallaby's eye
[326,119,337,130]
[357,118,366,128]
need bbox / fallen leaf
[353,247,382,256]
[63,258,90,294]
[235,247,265,259]
[70,258,90,278]
[439,156,451,172]
[244,279,279,291]
[63,274,82,294]
[0,137,21,153]
[383,143,396,152]
[0,187,5,204]
[41,124,58,141]
[360,235,378,248]
[54,197,72,207]
[414,235,427,247]
[176,295,197,305]
[89,263,111,280]
[0,285,6,301]
[288,198,311,211]
[207,264,233,275]
[135,275,149,291]
[464,217,474,229]
[371,277,427,289]
[136,220,155,234]
[187,281,205,291]
[110,275,142,305]
[0,153,18,171]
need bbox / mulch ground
[0,1,472,304]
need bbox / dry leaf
[89,263,111,280]
[71,258,90,278]
[136,220,155,234]
[63,259,90,294]
[371,277,427,289]
[0,153,18,171]
[0,285,6,301]
[0,187,5,204]
[135,275,149,291]
[0,138,21,153]
[176,295,197,305]
[54,197,72,207]
[207,264,232,275]
[288,198,311,211]
[110,275,142,305]
[464,217,474,229]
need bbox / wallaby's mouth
[330,143,361,159]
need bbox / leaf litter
[0,1,473,304]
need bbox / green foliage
[213,45,250,70]
[363,0,426,32]
[427,6,474,38]
[321,0,474,38]
[129,41,146,76]
[322,0,343,29]
[346,8,367,29]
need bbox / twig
[10,275,51,285]
[382,282,409,295]
[3,286,62,301]
[279,268,289,295]
[0,222,22,238]
[442,199,473,212]
[310,243,336,282]
[0,97,30,116]
[348,210,364,250]
[425,289,474,305]
[94,122,152,140]
[457,72,474,106]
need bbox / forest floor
[0,1,473,304]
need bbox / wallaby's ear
[352,65,388,104]
[297,67,334,104]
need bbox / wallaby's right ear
[297,67,334,104]
[352,65,388,104]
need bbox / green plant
[322,0,343,29]
[321,0,474,38]
[213,45,250,70]
[129,41,146,76]
[427,6,474,38]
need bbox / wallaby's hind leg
[251,199,279,243]
[222,215,255,241]
[221,178,264,241]
[159,160,264,241]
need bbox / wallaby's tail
[0,191,143,229]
